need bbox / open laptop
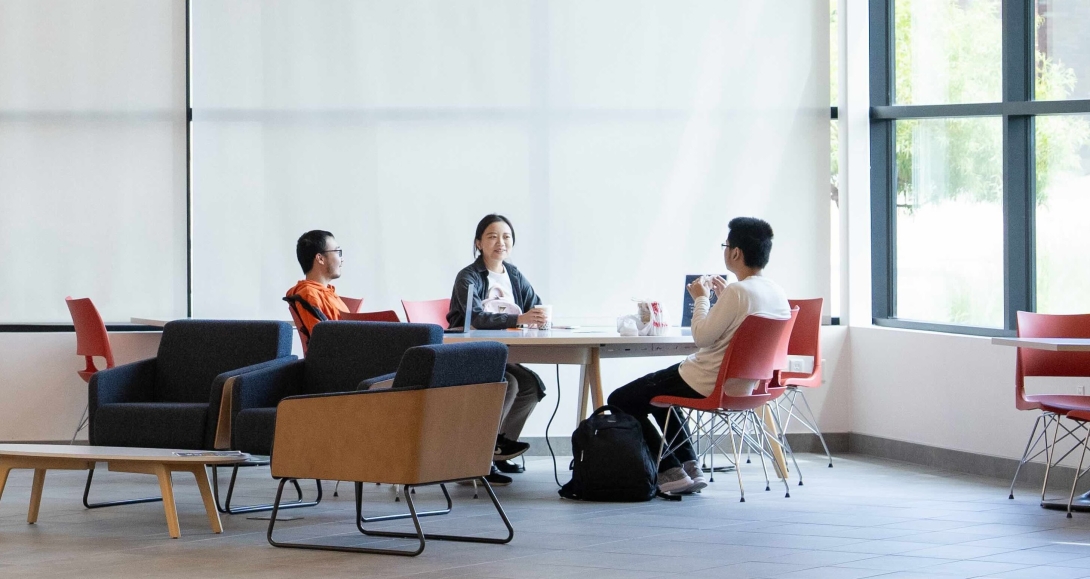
[443,282,474,334]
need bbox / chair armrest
[357,372,397,391]
[231,359,306,415]
[209,356,299,450]
[271,382,507,485]
[89,358,157,410]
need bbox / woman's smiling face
[477,221,514,263]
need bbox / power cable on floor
[544,364,563,488]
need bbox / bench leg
[28,469,47,524]
[154,465,180,539]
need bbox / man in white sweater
[607,217,790,494]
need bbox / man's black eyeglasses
[721,243,733,249]
[321,249,343,257]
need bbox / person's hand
[711,275,728,298]
[687,278,709,299]
[517,309,548,328]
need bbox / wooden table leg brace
[108,461,223,538]
[0,456,95,524]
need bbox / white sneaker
[683,460,707,492]
[657,466,694,494]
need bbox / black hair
[726,217,774,269]
[472,214,516,257]
[296,230,335,274]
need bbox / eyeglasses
[721,243,733,249]
[321,249,343,257]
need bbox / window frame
[869,0,1090,336]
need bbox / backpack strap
[283,295,328,341]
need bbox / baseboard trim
[524,432,1076,491]
[848,432,1078,491]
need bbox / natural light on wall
[189,0,830,324]
[0,0,188,324]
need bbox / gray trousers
[498,364,541,441]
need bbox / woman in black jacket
[447,214,546,483]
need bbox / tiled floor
[2,453,1090,578]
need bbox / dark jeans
[606,363,703,472]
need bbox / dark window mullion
[1001,0,1034,328]
[870,0,894,321]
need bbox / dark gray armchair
[217,321,444,513]
[84,319,295,508]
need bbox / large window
[871,0,1090,334]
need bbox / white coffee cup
[532,305,553,329]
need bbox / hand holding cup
[687,278,709,299]
[518,306,551,329]
[711,275,728,298]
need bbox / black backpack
[558,405,657,502]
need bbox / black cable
[544,364,563,488]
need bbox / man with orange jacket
[285,230,348,342]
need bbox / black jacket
[446,257,542,329]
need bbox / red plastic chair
[342,310,401,323]
[401,299,451,330]
[65,297,116,443]
[285,303,311,356]
[652,312,796,501]
[1009,312,1090,501]
[771,298,832,468]
[340,296,365,314]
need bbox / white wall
[0,332,161,442]
[850,326,1090,462]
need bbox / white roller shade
[0,0,188,323]
[190,0,829,324]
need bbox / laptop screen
[444,281,474,333]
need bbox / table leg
[0,464,11,503]
[27,469,47,524]
[761,405,789,480]
[589,347,604,412]
[188,465,223,534]
[154,465,181,539]
[577,364,591,422]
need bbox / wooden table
[992,337,1090,512]
[991,337,1090,352]
[445,328,699,421]
[445,328,797,479]
[0,444,249,538]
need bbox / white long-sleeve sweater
[677,275,791,397]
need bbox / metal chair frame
[777,387,834,468]
[211,461,322,514]
[267,476,512,556]
[658,406,790,501]
[1011,411,1088,500]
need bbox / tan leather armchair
[265,341,512,556]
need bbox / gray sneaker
[657,466,694,494]
[683,460,707,492]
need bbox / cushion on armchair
[233,408,278,456]
[391,342,509,389]
[93,402,210,449]
[303,322,443,394]
[228,321,443,455]
[154,320,294,403]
